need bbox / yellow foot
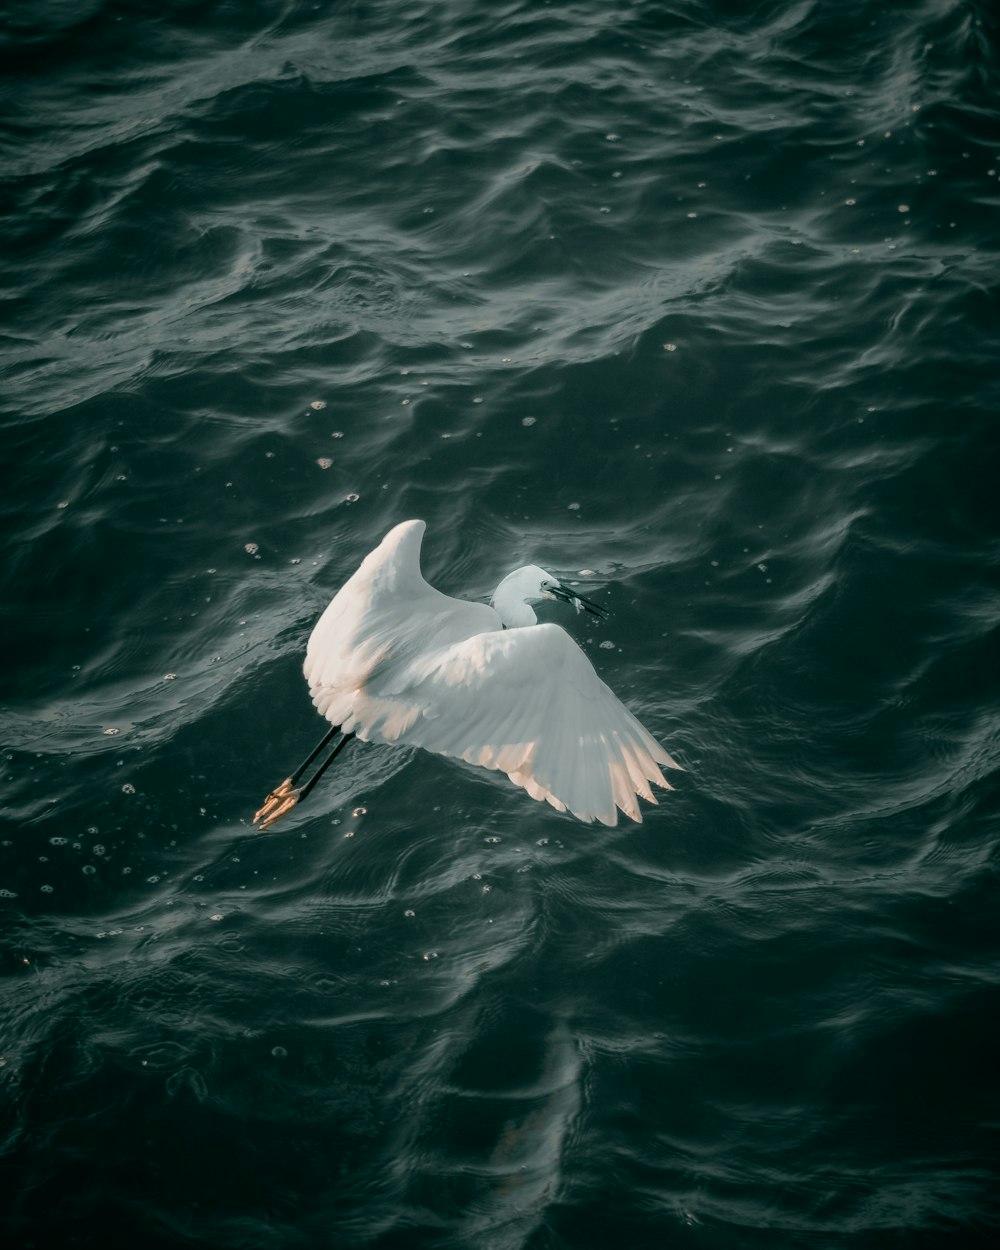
[253,778,299,830]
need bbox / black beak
[548,582,608,620]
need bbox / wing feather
[310,620,678,825]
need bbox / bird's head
[491,564,608,628]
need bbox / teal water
[2,1,999,1246]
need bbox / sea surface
[2,1,999,1247]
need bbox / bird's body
[255,519,680,829]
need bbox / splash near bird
[254,520,680,829]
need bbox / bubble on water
[104,727,119,736]
[521,416,536,426]
[40,885,53,894]
[345,493,359,503]
[599,640,615,649]
[331,431,344,438]
[57,500,69,509]
[271,1046,288,1058]
[605,132,620,141]
[898,204,909,213]
[316,458,333,469]
[122,783,135,795]
[146,875,160,884]
[472,396,484,404]
[310,400,326,410]
[93,844,106,856]
[404,909,415,918]
[82,865,96,875]
[422,951,438,961]
[163,673,177,681]
[568,502,580,510]
[663,343,677,351]
[0,888,17,898]
[49,837,67,846]
[352,806,367,817]
[209,914,223,921]
[244,542,259,556]
[484,835,502,844]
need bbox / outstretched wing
[309,618,680,826]
[303,518,502,725]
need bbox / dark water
[3,1,1000,1245]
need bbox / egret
[254,519,680,830]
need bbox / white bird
[254,519,681,830]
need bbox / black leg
[298,731,353,802]
[289,722,341,787]
[253,727,355,830]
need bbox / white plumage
[256,519,681,829]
